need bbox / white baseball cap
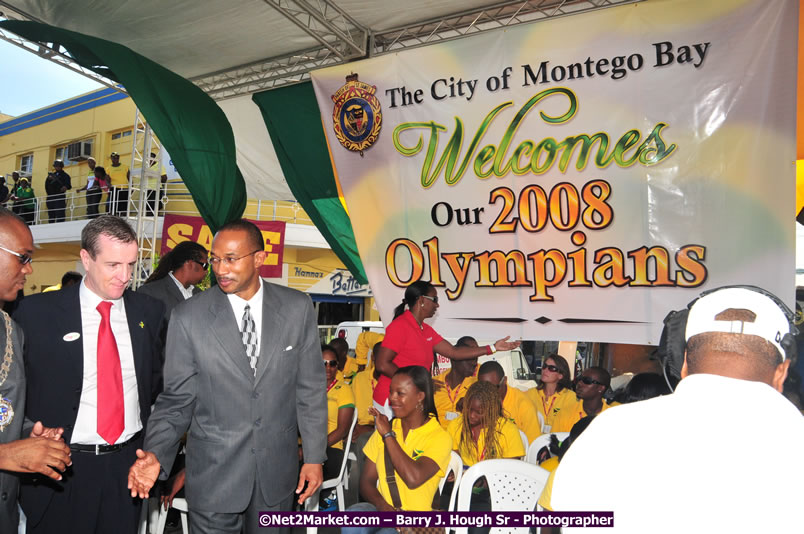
[685,287,790,359]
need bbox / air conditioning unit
[67,140,93,161]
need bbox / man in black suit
[14,215,165,534]
[137,240,208,317]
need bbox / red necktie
[97,301,124,444]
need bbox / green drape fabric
[253,83,367,284]
[0,20,246,232]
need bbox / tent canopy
[0,0,639,202]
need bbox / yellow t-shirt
[107,163,129,188]
[550,398,618,433]
[447,416,525,467]
[351,367,377,426]
[327,378,355,450]
[538,469,557,511]
[503,387,542,444]
[432,373,477,429]
[525,387,577,432]
[539,455,560,473]
[363,416,452,511]
[343,332,384,380]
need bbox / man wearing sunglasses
[128,219,325,534]
[550,367,614,433]
[138,240,209,319]
[0,208,72,534]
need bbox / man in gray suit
[0,208,71,533]
[137,241,208,317]
[128,219,326,533]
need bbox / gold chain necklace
[0,311,13,388]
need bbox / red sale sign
[161,214,285,278]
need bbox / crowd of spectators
[1,210,802,532]
[2,150,164,225]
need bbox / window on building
[19,154,33,176]
[54,138,94,165]
[111,130,132,140]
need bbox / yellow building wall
[26,243,83,293]
[0,96,137,192]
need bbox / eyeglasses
[323,360,338,368]
[208,250,261,267]
[421,295,439,304]
[579,376,605,386]
[193,260,209,270]
[543,364,560,373]
[0,245,33,265]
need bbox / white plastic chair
[304,410,358,533]
[519,429,529,454]
[438,451,464,512]
[525,434,552,465]
[525,432,570,465]
[155,497,188,534]
[455,459,550,534]
[537,411,545,433]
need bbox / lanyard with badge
[0,311,16,431]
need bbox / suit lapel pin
[139,321,145,329]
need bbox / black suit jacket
[136,275,198,318]
[13,284,165,523]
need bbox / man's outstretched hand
[127,449,161,498]
[295,463,323,505]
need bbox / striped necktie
[241,304,258,375]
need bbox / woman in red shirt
[372,281,520,417]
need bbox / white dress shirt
[73,281,142,445]
[169,271,195,300]
[226,281,264,358]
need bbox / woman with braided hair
[447,380,525,467]
[442,381,525,524]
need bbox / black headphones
[657,285,798,387]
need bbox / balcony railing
[4,181,313,226]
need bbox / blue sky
[0,39,103,117]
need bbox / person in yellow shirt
[551,367,616,433]
[477,360,542,445]
[323,345,355,482]
[343,365,452,532]
[433,336,478,429]
[107,152,130,216]
[329,337,351,383]
[526,354,577,432]
[350,341,382,488]
[447,381,525,466]
[342,331,384,381]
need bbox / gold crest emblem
[331,73,382,155]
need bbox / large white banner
[312,0,797,345]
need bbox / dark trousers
[187,478,293,534]
[86,189,103,218]
[111,187,129,216]
[18,206,35,225]
[323,446,345,481]
[24,438,143,534]
[46,194,66,223]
